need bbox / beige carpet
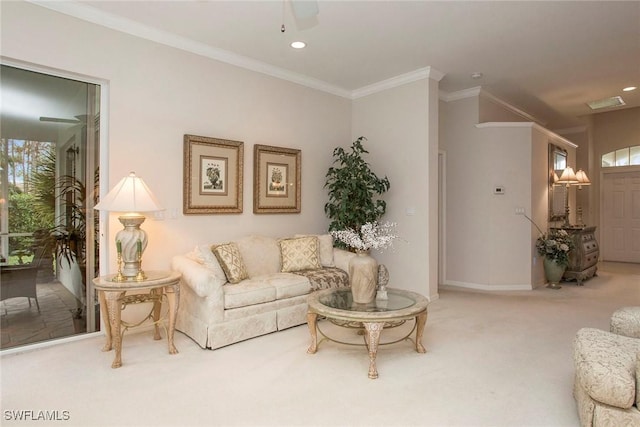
[1,262,639,427]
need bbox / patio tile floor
[1,280,92,349]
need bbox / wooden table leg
[363,322,384,379]
[415,311,428,353]
[105,291,125,368]
[307,311,318,354]
[165,284,179,355]
[151,288,162,341]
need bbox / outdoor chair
[1,246,46,312]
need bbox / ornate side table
[551,226,599,285]
[93,270,181,368]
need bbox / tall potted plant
[32,160,99,328]
[324,136,390,238]
[324,137,391,303]
[53,170,100,329]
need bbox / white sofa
[171,234,355,349]
[573,307,640,426]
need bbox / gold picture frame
[183,134,243,214]
[253,144,301,214]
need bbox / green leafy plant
[324,137,390,240]
[30,147,56,226]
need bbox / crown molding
[479,89,543,125]
[27,1,448,101]
[351,67,445,99]
[476,122,578,148]
[439,86,482,102]
[554,125,588,135]
[27,0,353,99]
[439,85,546,126]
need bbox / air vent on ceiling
[587,96,626,110]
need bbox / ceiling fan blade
[291,0,319,19]
[39,116,81,124]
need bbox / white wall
[442,108,533,290]
[351,78,440,300]
[531,129,549,287]
[476,125,532,288]
[440,93,578,290]
[1,1,352,276]
[593,107,640,154]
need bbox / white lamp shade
[94,172,163,213]
[574,169,591,185]
[556,167,579,184]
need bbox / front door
[601,169,640,262]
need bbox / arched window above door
[602,146,640,167]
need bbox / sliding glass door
[1,64,100,349]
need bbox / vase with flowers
[536,229,574,289]
[331,221,398,303]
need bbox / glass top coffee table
[307,287,430,379]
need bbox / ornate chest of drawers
[553,226,599,285]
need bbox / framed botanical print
[253,144,301,213]
[183,134,243,214]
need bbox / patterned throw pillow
[212,242,249,284]
[295,234,335,267]
[279,236,321,272]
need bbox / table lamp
[572,169,591,226]
[94,172,163,281]
[556,166,579,227]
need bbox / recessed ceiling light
[587,96,626,110]
[471,72,483,79]
[290,41,306,49]
[623,86,637,92]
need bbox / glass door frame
[1,57,110,344]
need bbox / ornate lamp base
[114,214,148,281]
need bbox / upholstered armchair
[573,307,640,426]
[610,306,640,339]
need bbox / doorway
[601,168,640,263]
[1,64,101,349]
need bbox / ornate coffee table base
[307,308,428,379]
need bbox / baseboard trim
[1,331,104,356]
[441,280,533,292]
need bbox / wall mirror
[549,144,567,222]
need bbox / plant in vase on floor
[536,229,574,289]
[324,136,393,303]
[324,136,391,245]
[331,221,398,303]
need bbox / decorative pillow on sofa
[212,243,249,284]
[295,234,335,267]
[279,236,321,272]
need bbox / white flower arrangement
[330,221,398,252]
[535,229,574,266]
[523,213,574,266]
